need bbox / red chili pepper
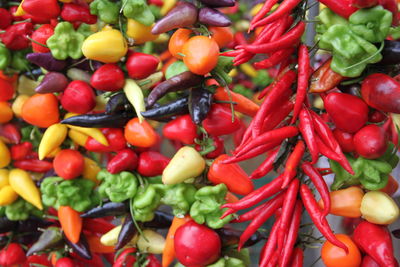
[202,104,242,136]
[0,8,12,30]
[252,70,296,137]
[163,115,198,145]
[251,0,302,30]
[292,45,310,123]
[61,3,97,25]
[259,217,281,266]
[261,101,294,133]
[315,135,342,161]
[137,151,170,177]
[0,243,26,266]
[82,218,115,235]
[233,119,247,148]
[0,123,21,144]
[22,0,61,21]
[85,128,126,153]
[281,141,305,188]
[231,201,269,223]
[238,192,285,250]
[90,64,125,92]
[126,52,160,80]
[254,48,295,69]
[250,0,279,29]
[240,22,305,54]
[289,247,304,267]
[13,159,53,173]
[332,128,356,153]
[223,141,280,164]
[233,32,247,46]
[277,179,299,251]
[318,0,358,18]
[250,146,280,179]
[299,184,348,253]
[107,148,138,174]
[10,142,33,161]
[279,200,302,267]
[0,22,33,51]
[298,108,319,164]
[31,24,54,53]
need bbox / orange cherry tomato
[169,28,192,60]
[318,186,364,218]
[21,94,59,128]
[124,118,158,148]
[0,102,13,123]
[209,26,234,48]
[321,234,361,267]
[379,175,399,196]
[182,35,219,75]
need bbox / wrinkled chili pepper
[141,97,189,121]
[61,112,134,128]
[189,88,213,125]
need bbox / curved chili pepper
[250,0,279,29]
[315,135,342,161]
[250,146,280,179]
[35,72,69,94]
[223,141,281,164]
[0,123,21,144]
[13,159,53,173]
[261,101,294,133]
[107,148,138,174]
[61,112,134,128]
[189,88,213,125]
[80,202,128,218]
[292,45,310,123]
[254,48,295,70]
[298,108,319,164]
[63,232,92,260]
[115,216,137,250]
[105,93,133,115]
[259,217,281,267]
[26,52,67,71]
[281,141,305,188]
[142,97,189,121]
[198,7,231,27]
[231,201,270,223]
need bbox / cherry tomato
[90,64,125,92]
[126,52,160,80]
[124,118,158,148]
[53,149,85,180]
[321,234,361,267]
[21,93,59,128]
[169,28,192,60]
[61,81,96,114]
[182,35,219,75]
[209,26,234,48]
[333,128,355,153]
[353,124,388,159]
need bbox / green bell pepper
[97,170,138,203]
[122,0,155,26]
[349,6,392,43]
[90,0,120,24]
[10,49,30,71]
[207,257,246,267]
[40,177,100,212]
[190,184,233,229]
[5,198,42,221]
[165,61,189,80]
[131,184,164,222]
[161,183,197,216]
[46,22,85,60]
[0,43,11,70]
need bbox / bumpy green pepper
[10,49,30,71]
[161,183,197,216]
[0,44,11,70]
[319,24,382,77]
[90,0,120,24]
[211,56,234,86]
[131,184,164,222]
[77,24,93,38]
[5,198,42,221]
[316,8,348,36]
[46,22,85,60]
[40,177,100,212]
[349,6,392,43]
[122,0,155,26]
[207,257,246,267]
[97,170,138,203]
[190,184,233,229]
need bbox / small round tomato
[90,64,125,91]
[209,26,234,48]
[321,234,361,267]
[174,221,221,267]
[333,129,355,153]
[53,149,84,180]
[125,118,158,148]
[169,28,192,60]
[21,93,59,128]
[126,52,160,79]
[0,79,14,101]
[182,35,219,75]
[61,81,96,114]
[0,102,13,123]
[353,124,387,159]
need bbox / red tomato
[174,221,221,267]
[61,81,96,114]
[126,52,160,79]
[333,129,355,153]
[90,64,125,91]
[53,149,85,180]
[55,257,75,267]
[321,234,361,267]
[353,124,388,159]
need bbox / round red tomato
[53,149,84,180]
[321,234,361,267]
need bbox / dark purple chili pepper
[198,0,235,7]
[35,72,69,94]
[26,52,67,71]
[115,215,137,250]
[61,112,134,128]
[63,232,92,260]
[198,7,232,27]
[80,202,128,218]
[189,88,213,125]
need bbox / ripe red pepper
[353,221,398,267]
[0,123,21,144]
[208,154,254,195]
[0,22,33,50]
[137,151,170,177]
[24,254,52,267]
[0,8,12,29]
[107,148,138,174]
[126,52,160,80]
[85,128,126,153]
[318,0,358,18]
[22,0,60,21]
[13,159,53,173]
[289,247,304,267]
[53,149,85,180]
[10,141,33,160]
[333,128,355,153]
[281,141,305,188]
[353,124,388,159]
[292,44,310,124]
[31,24,54,53]
[55,257,75,267]
[90,64,125,92]
[113,248,136,267]
[83,218,115,235]
[61,81,96,114]
[251,0,301,29]
[0,79,14,102]
[299,108,319,164]
[163,115,198,144]
[195,136,224,159]
[202,104,241,136]
[0,243,26,266]
[61,3,97,25]
[351,0,378,8]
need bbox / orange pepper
[124,118,158,148]
[0,102,13,123]
[21,94,59,128]
[58,206,82,244]
[225,192,240,203]
[214,86,260,117]
[318,186,364,218]
[86,234,115,254]
[182,36,219,75]
[168,28,192,60]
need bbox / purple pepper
[26,52,67,71]
[69,58,103,71]
[35,72,69,94]
[199,0,235,7]
[198,7,232,27]
[151,2,198,34]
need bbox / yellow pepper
[82,157,101,185]
[64,113,108,146]
[100,225,122,246]
[126,19,158,44]
[135,72,163,90]
[47,147,61,158]
[14,0,26,16]
[0,139,11,168]
[137,229,166,254]
[12,94,29,117]
[360,191,399,225]
[162,146,205,185]
[250,3,263,16]
[0,186,18,206]
[123,79,146,123]
[17,75,40,96]
[38,124,68,160]
[9,169,43,210]
[82,27,128,63]
[240,63,258,78]
[160,0,177,15]
[68,129,89,147]
[0,169,9,188]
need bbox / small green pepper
[5,198,42,221]
[349,6,392,43]
[90,0,121,24]
[97,170,138,203]
[10,49,30,71]
[122,0,155,26]
[132,184,163,222]
[190,184,232,229]
[207,257,246,267]
[76,23,93,38]
[46,22,85,60]
[161,183,197,216]
[0,44,11,70]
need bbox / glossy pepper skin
[126,52,160,80]
[202,104,241,136]
[22,0,60,21]
[90,64,125,92]
[107,148,138,174]
[163,115,198,144]
[85,128,126,152]
[131,184,164,222]
[97,169,138,203]
[141,97,189,121]
[0,22,33,51]
[137,151,170,177]
[61,3,97,24]
[31,24,54,53]
[189,88,213,125]
[90,0,120,24]
[353,221,398,267]
[123,0,155,26]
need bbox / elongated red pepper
[318,0,358,18]
[254,48,295,69]
[223,141,280,164]
[259,217,281,267]
[11,142,33,161]
[292,45,310,123]
[61,3,97,24]
[82,218,115,235]
[299,184,348,253]
[107,148,138,174]
[14,159,53,173]
[250,146,280,179]
[315,135,342,161]
[299,108,319,164]
[261,101,294,133]
[281,141,305,188]
[289,247,304,267]
[231,201,269,223]
[250,0,279,29]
